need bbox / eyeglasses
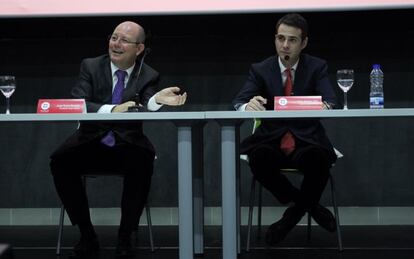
[108,34,141,45]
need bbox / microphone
[136,48,151,79]
[128,48,151,112]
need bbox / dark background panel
[0,9,413,207]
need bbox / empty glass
[0,76,16,114]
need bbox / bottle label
[370,97,384,109]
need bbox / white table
[205,108,414,259]
[3,108,414,259]
[0,112,205,259]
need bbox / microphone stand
[128,48,151,112]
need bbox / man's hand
[155,86,187,106]
[112,101,137,113]
[246,96,267,111]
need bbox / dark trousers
[50,140,154,235]
[248,138,331,211]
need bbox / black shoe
[69,236,99,258]
[265,205,305,246]
[115,234,135,258]
[309,204,336,232]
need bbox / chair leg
[246,178,256,252]
[257,184,263,237]
[56,205,65,255]
[329,175,343,252]
[55,176,87,255]
[145,205,155,252]
[307,213,312,243]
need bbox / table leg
[178,126,194,259]
[192,125,204,255]
[221,125,237,259]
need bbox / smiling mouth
[111,49,124,55]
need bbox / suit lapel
[269,56,284,97]
[122,60,144,102]
[102,55,144,103]
[292,55,307,96]
[102,58,113,103]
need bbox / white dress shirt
[238,56,299,111]
[97,62,163,113]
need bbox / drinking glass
[0,76,16,114]
[336,69,354,110]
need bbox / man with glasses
[233,13,337,245]
[50,21,186,258]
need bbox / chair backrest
[252,118,261,133]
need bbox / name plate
[37,99,86,113]
[274,96,322,110]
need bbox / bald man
[50,21,186,258]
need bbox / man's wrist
[148,95,163,111]
[98,104,116,113]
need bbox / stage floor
[1,225,414,258]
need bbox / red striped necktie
[280,68,295,155]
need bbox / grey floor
[1,225,414,258]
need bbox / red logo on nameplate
[37,99,86,113]
[274,96,322,110]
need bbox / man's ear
[136,43,145,57]
[301,37,308,50]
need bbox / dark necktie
[280,68,295,155]
[101,70,127,147]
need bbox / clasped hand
[246,96,267,111]
[112,101,137,113]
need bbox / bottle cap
[373,64,381,69]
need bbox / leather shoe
[69,235,99,258]
[265,205,305,245]
[309,204,336,232]
[115,234,135,258]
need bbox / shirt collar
[110,62,135,79]
[278,56,299,74]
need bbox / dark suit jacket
[232,54,337,163]
[52,54,159,157]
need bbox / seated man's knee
[249,144,281,165]
[295,147,331,171]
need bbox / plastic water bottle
[369,64,384,109]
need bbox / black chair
[241,119,343,251]
[56,175,154,255]
[244,168,343,252]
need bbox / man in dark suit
[232,13,337,245]
[50,21,186,258]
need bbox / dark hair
[275,13,308,41]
